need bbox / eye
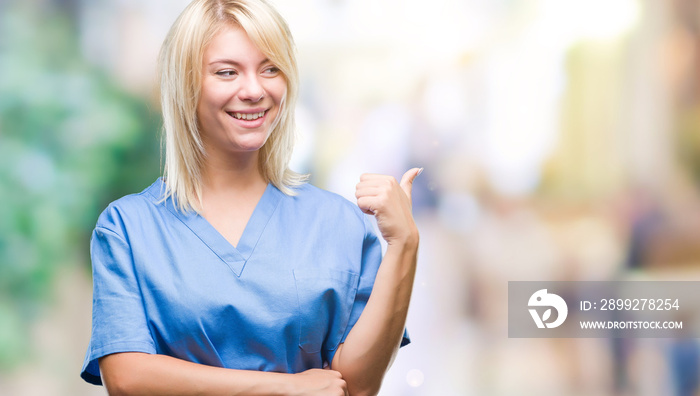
[262,65,280,76]
[215,70,237,77]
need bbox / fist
[355,168,422,245]
[292,368,348,396]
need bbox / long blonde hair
[158,0,307,211]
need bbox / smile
[230,111,266,120]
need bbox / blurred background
[1,0,700,394]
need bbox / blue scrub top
[81,179,409,385]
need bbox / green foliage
[0,3,161,368]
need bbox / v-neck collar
[151,179,283,277]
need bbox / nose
[238,74,264,102]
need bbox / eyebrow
[208,58,271,67]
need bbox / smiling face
[197,24,287,159]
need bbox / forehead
[203,24,265,64]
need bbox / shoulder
[290,183,363,216]
[285,183,368,231]
[95,179,165,235]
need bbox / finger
[328,369,343,378]
[399,167,423,203]
[358,175,396,190]
[359,173,389,182]
[354,186,381,199]
[357,196,380,215]
[337,378,348,396]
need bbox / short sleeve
[325,215,411,365]
[80,221,156,385]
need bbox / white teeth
[232,111,265,120]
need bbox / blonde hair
[159,0,307,212]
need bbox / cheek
[196,87,225,130]
[197,92,213,119]
[200,81,230,108]
[267,79,287,104]
[196,99,214,129]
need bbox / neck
[201,149,267,195]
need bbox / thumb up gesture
[355,168,422,246]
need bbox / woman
[80,0,420,394]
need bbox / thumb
[399,167,423,202]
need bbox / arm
[99,352,348,396]
[332,168,421,396]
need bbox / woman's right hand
[291,368,348,396]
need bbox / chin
[233,137,270,152]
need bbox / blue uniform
[81,179,409,385]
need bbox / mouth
[228,110,267,120]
